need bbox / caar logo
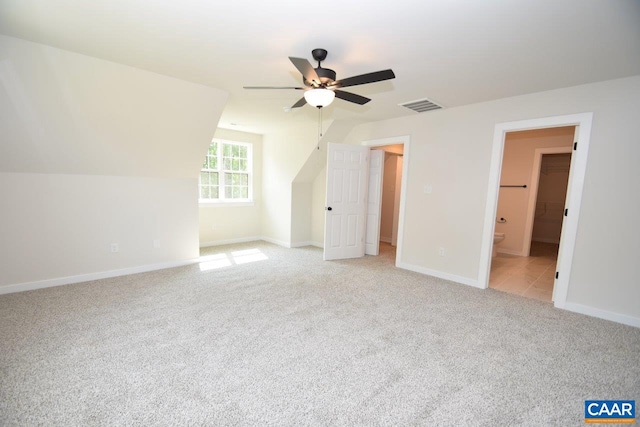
[585,400,635,424]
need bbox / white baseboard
[199,236,261,248]
[562,302,640,328]
[259,236,291,248]
[204,237,321,249]
[0,259,198,296]
[290,241,323,248]
[396,261,482,289]
[496,248,526,256]
[290,241,309,248]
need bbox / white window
[199,139,252,203]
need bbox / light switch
[424,184,433,194]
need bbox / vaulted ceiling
[1,0,639,135]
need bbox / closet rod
[500,185,527,188]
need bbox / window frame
[199,139,253,206]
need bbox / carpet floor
[0,242,638,426]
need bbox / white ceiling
[1,0,639,135]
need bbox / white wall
[0,35,226,178]
[0,174,198,289]
[496,127,574,254]
[199,128,263,246]
[262,113,360,247]
[0,36,228,292]
[291,182,313,246]
[260,123,318,246]
[333,75,640,324]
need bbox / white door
[552,125,579,302]
[365,150,384,255]
[323,142,370,261]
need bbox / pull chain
[317,106,323,150]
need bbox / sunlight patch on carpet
[232,248,268,264]
[198,248,268,271]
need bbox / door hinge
[573,142,577,150]
[555,271,559,279]
[564,208,568,217]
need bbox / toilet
[492,232,505,258]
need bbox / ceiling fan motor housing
[303,48,336,86]
[304,67,336,86]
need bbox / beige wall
[0,36,227,291]
[496,127,574,254]
[332,75,640,323]
[198,128,263,246]
[380,152,399,243]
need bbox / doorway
[479,113,593,310]
[372,145,404,246]
[323,136,410,265]
[363,136,409,266]
[489,128,574,302]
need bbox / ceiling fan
[243,48,395,109]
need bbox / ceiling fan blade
[289,57,321,86]
[334,90,371,105]
[243,86,304,90]
[331,69,395,89]
[291,97,307,109]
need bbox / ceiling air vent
[399,98,443,113]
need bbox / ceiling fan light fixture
[304,88,335,108]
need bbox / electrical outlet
[438,247,446,257]
[424,184,433,194]
[153,239,160,249]
[111,243,119,253]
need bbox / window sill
[199,200,255,208]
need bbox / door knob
[326,207,332,211]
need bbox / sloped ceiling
[1,0,639,135]
[0,35,228,178]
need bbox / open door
[552,125,579,302]
[323,142,370,261]
[365,150,384,255]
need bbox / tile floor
[489,242,559,302]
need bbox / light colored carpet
[1,242,638,426]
